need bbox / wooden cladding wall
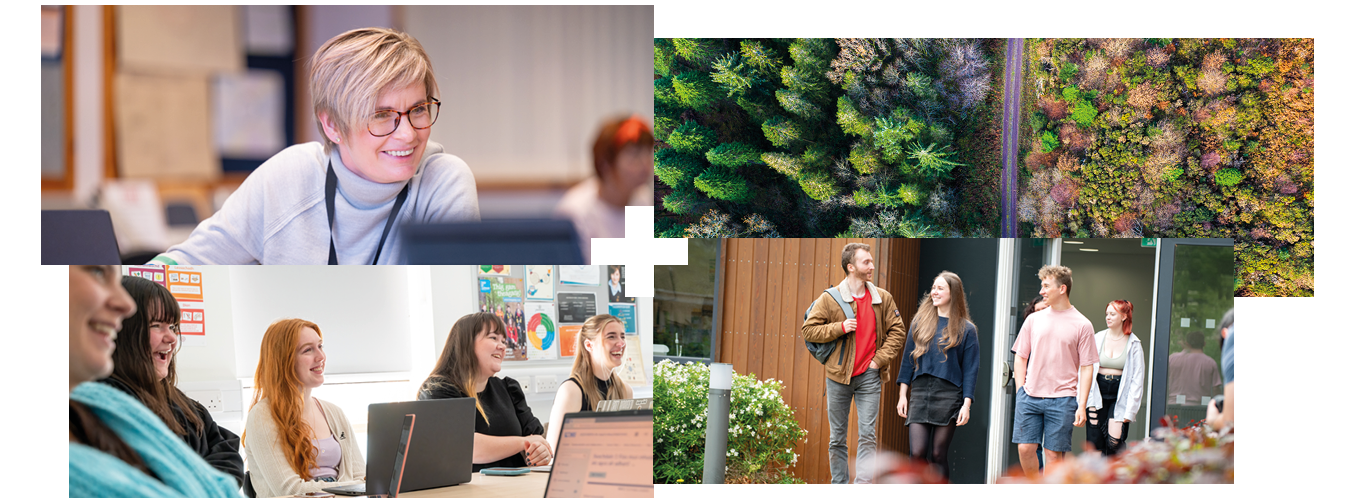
[716,238,921,483]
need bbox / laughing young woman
[545,314,634,454]
[152,27,478,265]
[243,319,365,497]
[418,312,551,470]
[99,276,244,487]
[68,266,239,497]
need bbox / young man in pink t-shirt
[1010,265,1097,477]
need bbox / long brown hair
[246,318,324,479]
[108,276,204,436]
[424,312,504,424]
[569,315,632,407]
[909,271,974,369]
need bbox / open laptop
[324,398,475,496]
[543,410,653,498]
[401,219,584,265]
[41,209,121,265]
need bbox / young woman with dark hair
[243,319,365,497]
[894,271,980,481]
[99,276,244,486]
[1085,300,1145,456]
[418,312,551,470]
[68,266,239,497]
[545,314,635,454]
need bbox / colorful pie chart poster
[524,302,558,360]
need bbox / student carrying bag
[804,287,855,365]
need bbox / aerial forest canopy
[1017,38,1313,297]
[655,38,1003,238]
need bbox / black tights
[908,422,957,480]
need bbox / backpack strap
[825,287,855,320]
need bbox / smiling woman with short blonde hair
[152,27,478,265]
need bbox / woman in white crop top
[1085,300,1145,457]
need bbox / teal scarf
[69,381,240,497]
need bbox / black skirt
[906,374,964,426]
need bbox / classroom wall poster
[559,265,600,285]
[606,265,636,304]
[164,266,207,345]
[559,325,581,358]
[618,335,649,387]
[479,265,512,276]
[524,302,558,360]
[608,304,637,334]
[478,277,528,361]
[126,265,167,286]
[557,292,598,324]
[525,265,554,300]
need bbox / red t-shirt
[850,292,877,377]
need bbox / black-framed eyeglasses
[367,98,440,137]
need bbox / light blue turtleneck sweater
[154,141,479,264]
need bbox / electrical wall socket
[535,375,558,394]
[185,389,225,413]
[520,375,533,394]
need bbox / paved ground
[1000,38,1024,238]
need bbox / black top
[416,375,544,470]
[100,376,245,487]
[562,376,610,412]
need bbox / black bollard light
[701,363,733,484]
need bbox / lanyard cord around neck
[325,160,410,265]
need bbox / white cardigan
[244,397,366,497]
[1086,330,1145,423]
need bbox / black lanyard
[325,160,410,265]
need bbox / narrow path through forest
[1000,38,1023,238]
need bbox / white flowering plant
[654,360,806,484]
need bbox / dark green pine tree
[666,121,717,157]
[672,71,722,113]
[671,38,720,70]
[694,167,752,202]
[655,148,706,188]
[705,142,762,168]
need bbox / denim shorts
[1011,387,1077,453]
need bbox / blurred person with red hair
[555,115,654,263]
[1085,300,1144,456]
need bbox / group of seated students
[68,265,634,497]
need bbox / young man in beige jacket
[802,243,907,483]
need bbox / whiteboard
[230,266,413,377]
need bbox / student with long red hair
[243,319,365,497]
[1085,300,1145,456]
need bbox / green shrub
[1071,100,1098,127]
[706,142,762,168]
[668,121,718,157]
[798,170,840,201]
[653,361,806,484]
[655,148,704,188]
[694,167,751,202]
[1040,130,1061,153]
[1215,168,1244,186]
[673,71,722,113]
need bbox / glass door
[1148,239,1234,428]
[989,238,1058,480]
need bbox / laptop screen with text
[544,410,653,498]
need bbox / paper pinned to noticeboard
[115,72,219,180]
[117,5,242,75]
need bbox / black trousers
[1086,373,1126,456]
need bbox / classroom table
[293,471,549,498]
